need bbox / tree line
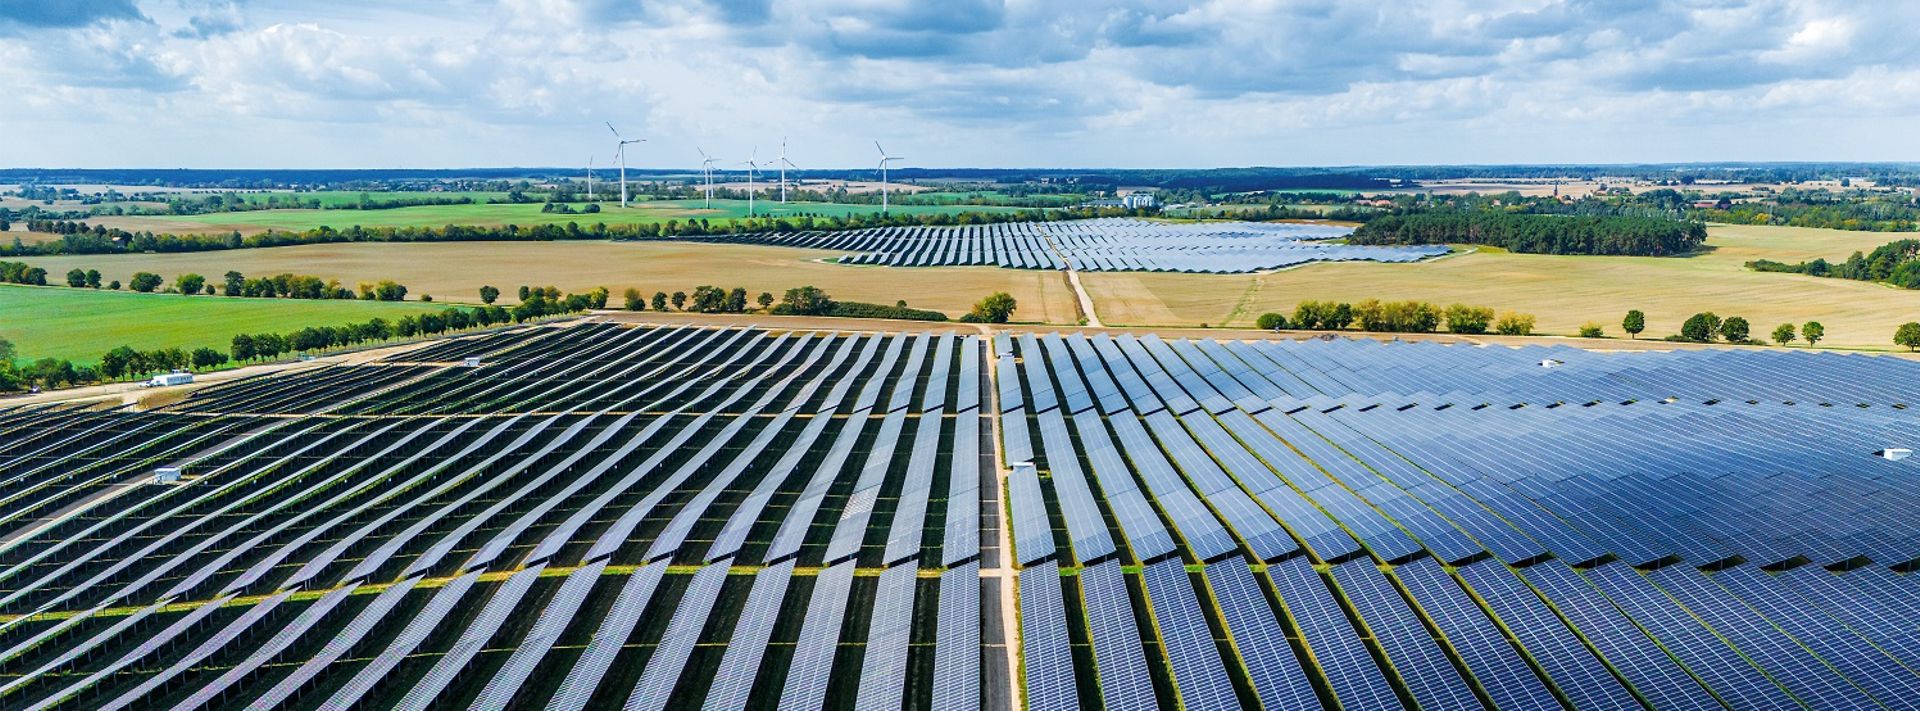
[588,282,1018,323]
[42,265,418,301]
[1258,300,1537,336]
[1747,239,1920,289]
[1348,210,1708,256]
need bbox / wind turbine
[697,147,720,208]
[606,122,644,208]
[740,148,761,217]
[774,137,798,203]
[875,141,904,214]
[586,155,595,202]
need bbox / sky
[3,0,1920,169]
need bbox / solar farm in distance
[2,321,1918,709]
[684,217,1447,273]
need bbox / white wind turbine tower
[740,148,760,217]
[775,137,798,203]
[875,141,904,214]
[585,155,595,202]
[697,147,721,208]
[606,122,644,208]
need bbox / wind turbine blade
[874,140,886,156]
[606,122,620,138]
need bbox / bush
[130,272,163,293]
[1255,312,1288,330]
[1355,299,1440,333]
[1578,322,1605,338]
[1493,311,1536,336]
[1444,304,1494,334]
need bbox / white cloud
[2,0,1919,167]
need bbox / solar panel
[1203,557,1321,710]
[931,562,982,711]
[1018,562,1079,711]
[778,561,857,710]
[1078,561,1159,709]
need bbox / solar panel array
[679,217,1446,273]
[1002,331,1920,709]
[8,321,1920,710]
[0,323,990,710]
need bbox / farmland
[4,321,1919,709]
[85,198,1036,235]
[1080,223,1920,348]
[20,240,1085,323]
[0,285,443,363]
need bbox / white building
[1121,193,1158,209]
[147,371,193,387]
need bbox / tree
[176,273,206,295]
[780,286,835,315]
[85,269,100,288]
[108,280,120,290]
[1718,316,1750,343]
[726,287,748,313]
[223,270,244,296]
[1493,311,1536,336]
[968,292,1018,324]
[757,292,774,310]
[1255,312,1288,330]
[651,291,669,311]
[130,272,163,293]
[190,347,228,369]
[518,285,531,301]
[671,291,688,310]
[623,287,645,311]
[1679,312,1721,342]
[231,333,257,362]
[1622,310,1646,339]
[1444,304,1494,334]
[1771,323,1796,347]
[479,285,501,304]
[1897,322,1920,351]
[100,346,138,379]
[1802,321,1825,346]
[65,268,86,288]
[690,285,726,312]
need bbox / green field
[0,285,444,363]
[219,190,517,208]
[92,198,1037,235]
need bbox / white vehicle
[147,371,194,388]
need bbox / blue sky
[3,0,1918,168]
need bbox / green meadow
[0,285,443,363]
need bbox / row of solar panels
[1000,332,1920,569]
[997,331,1920,708]
[675,217,1446,273]
[0,324,995,709]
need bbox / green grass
[103,198,1038,233]
[0,285,444,364]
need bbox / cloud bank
[3,0,1918,167]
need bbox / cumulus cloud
[2,0,1920,167]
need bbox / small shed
[1539,358,1564,369]
[463,357,483,367]
[148,371,193,387]
[1877,448,1913,462]
[154,466,182,484]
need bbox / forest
[1347,210,1708,256]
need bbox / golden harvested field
[1080,223,1920,348]
[22,241,1083,324]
